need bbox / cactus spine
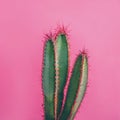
[42,27,88,120]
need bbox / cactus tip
[54,25,69,39]
[44,32,53,41]
[80,49,89,58]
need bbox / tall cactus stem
[54,26,69,119]
[42,35,56,120]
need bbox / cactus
[42,27,88,120]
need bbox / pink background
[0,0,120,120]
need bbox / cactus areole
[42,26,88,120]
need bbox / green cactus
[42,27,88,120]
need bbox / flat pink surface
[0,0,120,120]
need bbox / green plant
[42,27,88,120]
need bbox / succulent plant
[42,26,88,120]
